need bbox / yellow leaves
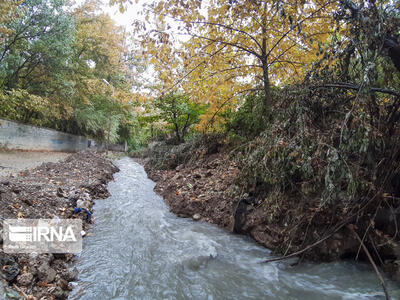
[150,57,158,65]
[73,2,125,76]
[380,97,390,106]
[0,0,20,42]
[135,0,335,131]
[155,1,165,13]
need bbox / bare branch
[316,83,400,96]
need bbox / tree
[155,93,206,142]
[0,0,19,43]
[0,0,141,145]
[69,0,140,141]
[0,0,74,92]
[138,0,336,124]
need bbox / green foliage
[0,89,56,126]
[234,85,385,208]
[154,93,207,143]
[0,0,74,92]
[144,133,224,169]
[226,93,267,138]
[0,0,141,145]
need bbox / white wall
[0,119,88,152]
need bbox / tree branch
[315,83,400,97]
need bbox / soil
[144,151,400,286]
[0,151,119,299]
[145,153,239,230]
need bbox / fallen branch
[262,188,385,265]
[349,225,390,300]
[262,221,348,263]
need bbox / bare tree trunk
[261,2,272,114]
[262,54,271,113]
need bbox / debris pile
[0,151,118,299]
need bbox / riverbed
[68,157,398,300]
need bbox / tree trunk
[261,2,272,114]
[262,57,271,112]
[174,122,181,142]
[261,35,272,115]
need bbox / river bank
[143,148,400,289]
[71,157,396,299]
[0,151,118,299]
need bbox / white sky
[71,0,192,93]
[103,1,144,28]
[72,0,147,29]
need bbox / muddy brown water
[68,158,399,300]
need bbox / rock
[56,187,66,198]
[0,255,20,281]
[233,198,254,234]
[37,263,57,283]
[193,214,201,221]
[11,187,21,194]
[205,170,213,177]
[176,164,184,171]
[57,278,69,290]
[0,280,21,298]
[61,267,78,281]
[38,253,54,265]
[17,272,34,286]
[53,286,68,299]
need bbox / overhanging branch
[314,83,400,97]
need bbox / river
[68,157,398,300]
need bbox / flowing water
[69,157,399,300]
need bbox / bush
[144,133,225,170]
[234,84,399,209]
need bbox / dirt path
[0,151,71,178]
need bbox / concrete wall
[0,119,88,152]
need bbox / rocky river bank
[0,151,118,299]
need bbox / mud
[0,151,119,299]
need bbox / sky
[71,0,193,92]
[91,0,155,91]
[73,0,147,29]
[102,1,144,28]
